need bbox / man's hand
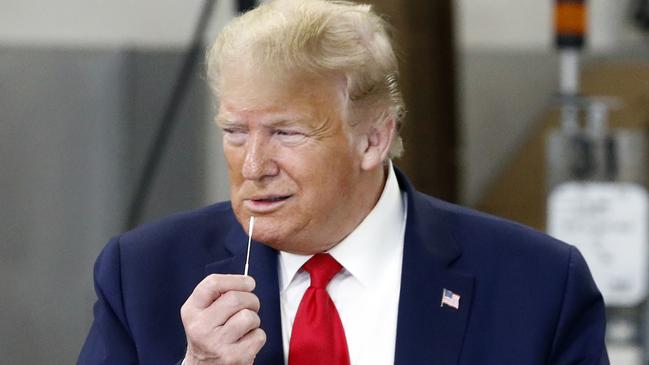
[181,274,266,365]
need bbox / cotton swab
[244,216,255,276]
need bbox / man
[79,0,609,364]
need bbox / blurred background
[1,0,648,363]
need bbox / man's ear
[360,116,396,171]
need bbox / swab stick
[244,216,255,276]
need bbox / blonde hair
[206,0,406,157]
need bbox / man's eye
[273,129,307,144]
[274,130,301,136]
[223,128,245,134]
[222,128,247,144]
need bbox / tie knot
[303,253,342,289]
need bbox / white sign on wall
[548,182,649,307]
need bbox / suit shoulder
[114,201,238,257]
[414,191,572,261]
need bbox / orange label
[555,3,586,35]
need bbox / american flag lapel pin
[440,288,461,310]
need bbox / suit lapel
[204,224,284,365]
[394,170,475,365]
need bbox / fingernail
[245,276,256,289]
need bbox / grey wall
[0,0,235,47]
[0,46,219,364]
[125,51,214,224]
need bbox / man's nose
[241,132,279,181]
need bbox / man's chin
[244,218,287,245]
[247,225,305,253]
[251,230,291,250]
[254,231,335,255]
[233,213,317,253]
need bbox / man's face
[216,68,372,254]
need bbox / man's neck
[318,162,389,252]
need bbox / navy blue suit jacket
[79,171,608,364]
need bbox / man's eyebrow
[214,118,242,127]
[214,116,310,128]
[268,119,305,127]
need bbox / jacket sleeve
[548,246,610,365]
[78,237,138,365]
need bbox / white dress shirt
[278,162,407,365]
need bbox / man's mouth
[244,195,293,213]
[252,195,292,203]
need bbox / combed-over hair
[206,0,406,157]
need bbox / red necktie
[288,253,350,365]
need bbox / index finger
[186,274,256,309]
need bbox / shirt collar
[279,161,406,290]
